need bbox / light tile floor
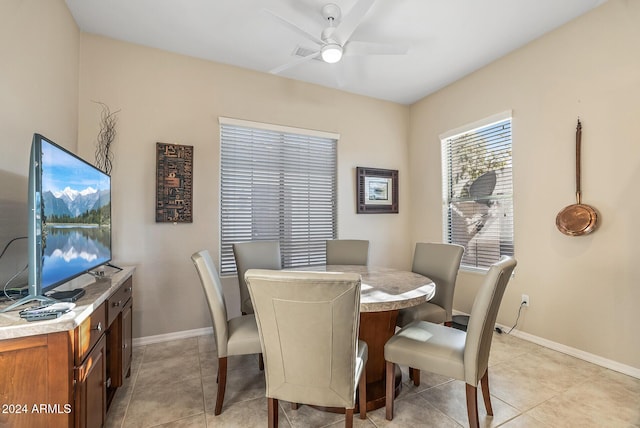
[106,332,640,427]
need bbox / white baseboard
[133,327,213,347]
[504,326,640,379]
[133,318,640,380]
[453,310,640,379]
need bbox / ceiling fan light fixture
[321,43,343,63]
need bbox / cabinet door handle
[93,322,103,333]
[113,300,121,308]
[122,343,127,349]
[105,378,112,388]
[125,287,132,293]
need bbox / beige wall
[409,0,640,370]
[0,0,79,172]
[0,0,78,283]
[76,34,411,338]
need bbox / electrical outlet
[521,294,530,307]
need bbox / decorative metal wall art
[156,142,193,223]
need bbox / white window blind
[441,114,514,270]
[219,120,337,275]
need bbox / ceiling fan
[266,0,408,74]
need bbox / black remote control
[23,312,62,322]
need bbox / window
[219,118,338,275]
[441,111,514,270]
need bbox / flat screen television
[1,133,111,312]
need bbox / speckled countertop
[0,266,135,340]
[285,265,435,312]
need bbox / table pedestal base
[358,309,400,411]
[358,364,401,412]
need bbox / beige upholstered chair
[232,240,281,315]
[325,239,369,265]
[191,250,263,415]
[245,269,368,428]
[396,242,464,328]
[384,256,517,428]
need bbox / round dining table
[288,264,435,412]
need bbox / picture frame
[356,167,398,214]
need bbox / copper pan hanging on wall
[555,119,598,236]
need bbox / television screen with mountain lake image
[40,138,111,291]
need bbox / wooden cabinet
[0,268,134,428]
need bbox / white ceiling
[64,0,606,105]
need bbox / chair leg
[345,408,354,428]
[259,353,264,371]
[359,364,367,419]
[480,370,493,416]
[465,383,480,428]
[268,397,278,428]
[385,361,395,420]
[215,357,228,415]
[409,367,420,386]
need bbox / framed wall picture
[356,167,398,213]
[156,142,193,223]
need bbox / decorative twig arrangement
[93,101,120,175]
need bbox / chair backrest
[245,269,362,408]
[232,241,282,314]
[463,256,517,385]
[412,242,464,321]
[191,250,230,358]
[326,239,369,265]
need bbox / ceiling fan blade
[263,8,324,46]
[269,51,320,74]
[344,41,409,56]
[332,0,376,45]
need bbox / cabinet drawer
[107,278,133,327]
[75,301,106,365]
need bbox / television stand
[0,293,56,313]
[106,262,123,271]
[47,288,86,302]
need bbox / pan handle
[575,119,582,204]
